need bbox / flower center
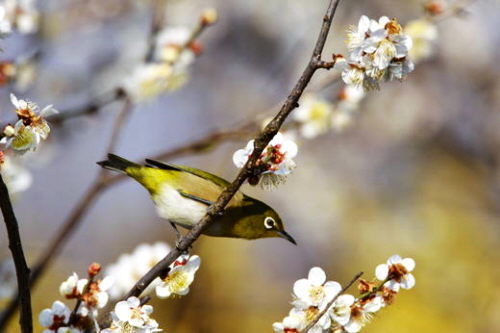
[308,285,325,304]
[164,270,189,293]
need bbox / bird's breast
[152,184,207,228]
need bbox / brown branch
[299,272,363,333]
[0,173,33,333]
[122,0,342,300]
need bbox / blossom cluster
[273,255,416,333]
[105,242,172,299]
[103,296,162,333]
[335,15,414,90]
[105,242,201,300]
[233,132,298,190]
[236,9,442,190]
[123,8,217,101]
[0,94,57,154]
[39,263,114,333]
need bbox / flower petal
[308,267,326,286]
[375,264,389,281]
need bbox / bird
[97,154,296,244]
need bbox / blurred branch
[299,272,363,333]
[0,173,33,333]
[49,88,126,126]
[122,0,342,300]
[144,0,168,62]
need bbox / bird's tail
[97,154,139,174]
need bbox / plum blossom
[293,267,341,311]
[122,63,175,101]
[155,254,201,298]
[154,26,196,65]
[375,254,416,291]
[272,308,307,332]
[0,0,39,35]
[335,15,414,90]
[404,19,438,62]
[329,294,355,326]
[0,154,32,195]
[103,296,161,333]
[59,271,113,316]
[233,132,298,190]
[293,95,334,139]
[105,242,171,299]
[39,301,81,333]
[1,94,57,154]
[342,296,384,333]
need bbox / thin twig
[0,173,33,333]
[122,0,342,300]
[299,272,363,333]
[144,0,168,62]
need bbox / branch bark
[123,0,342,300]
[0,173,33,333]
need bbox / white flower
[293,94,334,139]
[375,254,416,291]
[233,132,298,189]
[273,307,330,333]
[106,242,171,299]
[404,19,438,62]
[84,276,114,310]
[273,308,308,332]
[343,297,384,333]
[0,0,39,35]
[0,5,12,35]
[329,294,355,326]
[59,272,81,297]
[103,296,161,333]
[155,26,195,65]
[58,271,113,316]
[0,155,32,195]
[338,16,414,90]
[293,267,341,311]
[1,94,57,154]
[39,301,72,333]
[122,63,174,101]
[155,254,201,298]
[337,85,365,110]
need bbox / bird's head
[232,198,296,244]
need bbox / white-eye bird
[97,154,296,244]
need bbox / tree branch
[123,0,342,300]
[0,173,33,333]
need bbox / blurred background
[1,0,500,331]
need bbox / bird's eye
[264,217,276,229]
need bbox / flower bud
[201,8,218,25]
[88,262,101,277]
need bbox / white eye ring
[264,217,276,229]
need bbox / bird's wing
[171,171,244,207]
[145,160,244,207]
[178,190,214,206]
[145,159,231,188]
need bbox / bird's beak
[278,230,297,245]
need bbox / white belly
[152,185,207,228]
